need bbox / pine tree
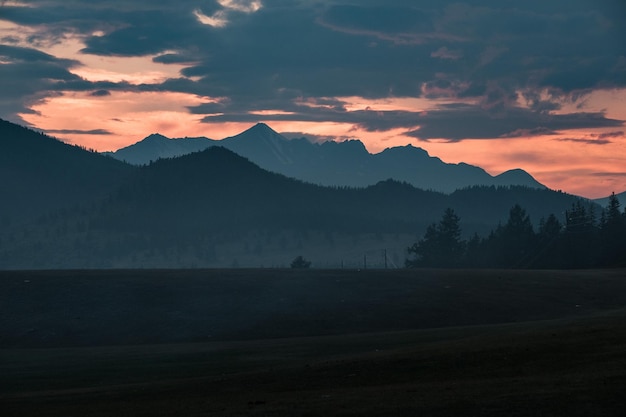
[600,193,626,266]
[564,201,599,267]
[535,214,564,268]
[406,208,465,267]
[492,204,536,268]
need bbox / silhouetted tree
[600,193,626,266]
[534,213,564,268]
[291,255,311,269]
[564,201,599,268]
[464,232,486,267]
[406,208,465,267]
[489,204,536,268]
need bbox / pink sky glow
[19,88,626,199]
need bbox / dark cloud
[190,96,623,143]
[319,4,434,39]
[1,0,625,139]
[46,128,113,135]
[152,52,199,64]
[90,89,111,97]
[0,44,78,66]
[431,46,462,60]
[554,130,626,146]
[592,172,626,177]
[80,10,208,57]
[500,127,558,138]
[556,138,612,146]
[405,105,624,142]
[0,44,81,122]
[597,131,624,139]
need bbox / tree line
[406,193,626,269]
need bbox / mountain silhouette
[104,133,216,165]
[1,119,602,269]
[105,123,546,193]
[0,119,134,223]
[593,191,626,207]
[103,146,443,237]
[2,138,592,269]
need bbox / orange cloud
[17,90,626,199]
[420,130,626,199]
[20,91,216,151]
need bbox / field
[1,268,626,416]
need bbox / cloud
[556,138,612,146]
[404,104,624,142]
[193,9,228,28]
[217,0,262,13]
[597,130,624,139]
[319,4,434,39]
[1,0,625,142]
[46,128,112,135]
[90,89,111,97]
[152,52,199,65]
[0,44,81,123]
[187,94,624,143]
[430,46,462,60]
[0,44,77,66]
[554,130,625,146]
[194,0,262,28]
[500,127,558,138]
[591,172,626,177]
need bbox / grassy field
[1,268,626,416]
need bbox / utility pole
[384,249,388,269]
[363,254,367,269]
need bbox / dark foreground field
[1,268,626,416]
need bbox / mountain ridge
[106,123,546,193]
[0,118,604,269]
[0,118,135,223]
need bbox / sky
[1,0,625,198]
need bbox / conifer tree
[406,208,465,267]
[600,193,626,266]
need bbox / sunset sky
[1,0,625,198]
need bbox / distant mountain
[0,119,134,224]
[0,118,596,269]
[105,123,546,193]
[593,191,626,208]
[96,146,445,236]
[493,169,543,187]
[2,142,591,269]
[103,133,216,165]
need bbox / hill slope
[0,119,135,223]
[1,144,590,269]
[594,190,626,207]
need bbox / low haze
[1,0,625,198]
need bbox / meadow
[1,268,625,416]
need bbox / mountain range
[106,123,546,193]
[0,118,611,269]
